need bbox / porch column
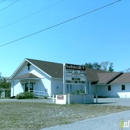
[68,84,70,93]
[13,80,14,96]
[84,84,87,94]
[28,80,30,92]
[63,63,66,94]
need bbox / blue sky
[0,0,130,77]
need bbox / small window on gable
[122,85,125,90]
[108,85,111,91]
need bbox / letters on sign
[57,95,64,100]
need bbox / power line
[0,0,5,5]
[0,0,121,48]
[0,0,64,30]
[0,0,19,13]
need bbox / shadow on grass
[94,102,117,104]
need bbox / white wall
[51,78,63,95]
[11,80,24,96]
[11,60,52,97]
[88,83,96,95]
[97,84,130,98]
[14,61,49,79]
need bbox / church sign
[63,63,86,85]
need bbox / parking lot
[0,98,130,106]
[94,98,130,106]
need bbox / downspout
[13,80,14,96]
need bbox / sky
[0,0,130,77]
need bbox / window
[108,86,111,91]
[122,85,125,90]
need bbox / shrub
[43,96,48,99]
[16,92,34,99]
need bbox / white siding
[11,80,24,96]
[89,83,96,95]
[51,78,63,95]
[97,84,130,98]
[14,61,49,78]
[11,61,52,97]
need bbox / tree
[92,62,101,70]
[85,63,93,69]
[108,63,114,72]
[0,74,10,89]
[85,61,114,72]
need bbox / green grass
[0,102,130,130]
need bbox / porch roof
[10,73,40,80]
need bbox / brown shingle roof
[86,67,106,82]
[27,58,63,78]
[110,73,130,84]
[97,72,123,84]
[13,73,39,79]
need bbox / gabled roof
[86,67,106,82]
[12,73,39,80]
[10,58,128,84]
[26,58,63,78]
[110,73,130,84]
[97,72,123,84]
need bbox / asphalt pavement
[42,110,130,130]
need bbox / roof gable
[26,58,63,78]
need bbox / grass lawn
[0,102,130,130]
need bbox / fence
[30,90,52,98]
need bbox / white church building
[9,58,130,98]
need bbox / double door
[25,83,33,92]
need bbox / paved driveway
[94,98,130,106]
[42,110,130,130]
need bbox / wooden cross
[27,62,31,70]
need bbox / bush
[16,92,34,99]
[43,96,48,99]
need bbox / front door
[25,83,34,92]
[25,83,29,92]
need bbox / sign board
[63,63,86,85]
[65,64,85,70]
[57,95,64,100]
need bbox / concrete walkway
[42,110,130,130]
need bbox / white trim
[25,59,51,78]
[52,77,63,79]
[9,58,52,80]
